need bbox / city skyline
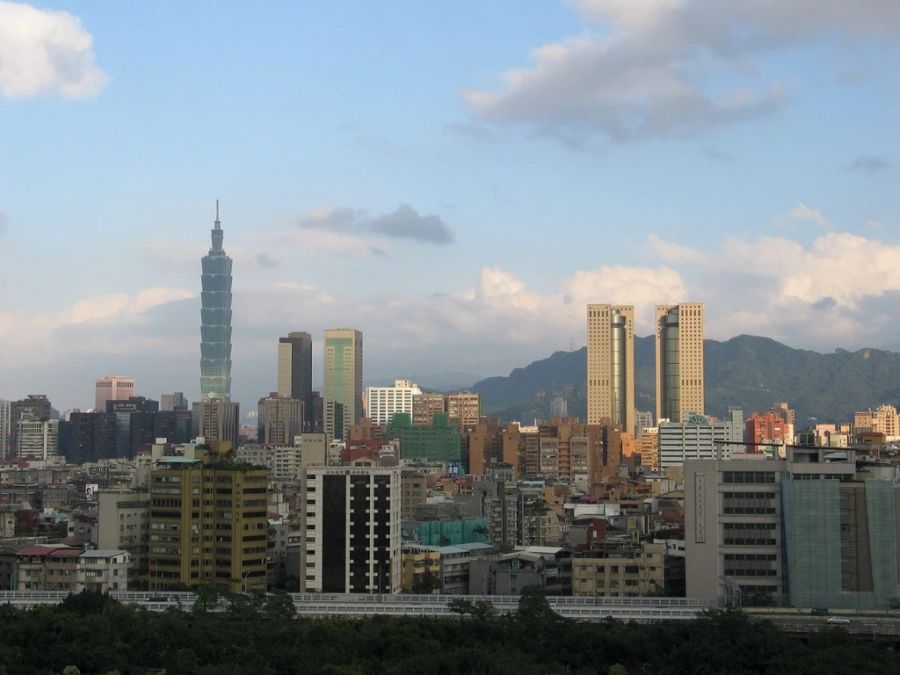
[0,1,899,411]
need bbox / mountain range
[469,334,900,426]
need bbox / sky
[0,0,899,413]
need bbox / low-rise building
[572,542,669,597]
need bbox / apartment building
[300,465,401,593]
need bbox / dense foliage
[0,590,895,674]
[471,335,900,423]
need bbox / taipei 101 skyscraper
[200,201,233,399]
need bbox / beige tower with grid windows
[655,303,704,424]
[586,305,634,432]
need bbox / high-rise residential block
[323,328,363,441]
[148,452,268,591]
[200,202,233,400]
[300,465,401,593]
[446,391,481,430]
[412,392,445,426]
[95,376,135,411]
[257,393,303,447]
[655,303,704,423]
[191,398,240,445]
[587,304,635,431]
[277,331,313,429]
[365,379,422,427]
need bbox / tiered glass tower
[200,202,233,399]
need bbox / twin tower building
[587,303,704,432]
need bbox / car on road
[826,616,850,625]
[810,608,829,616]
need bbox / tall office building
[323,328,363,441]
[366,379,422,426]
[655,303,704,423]
[95,376,135,411]
[200,202,233,400]
[0,400,9,459]
[586,304,635,431]
[277,332,313,429]
[300,465,401,593]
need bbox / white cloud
[0,286,194,359]
[465,0,900,143]
[784,203,829,228]
[0,1,107,99]
[646,234,706,263]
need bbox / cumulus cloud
[298,203,454,245]
[465,0,900,143]
[0,1,107,99]
[846,155,891,173]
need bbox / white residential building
[365,380,422,427]
[658,410,743,468]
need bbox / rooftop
[80,549,128,558]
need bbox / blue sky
[1,0,899,411]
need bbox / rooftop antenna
[214,199,221,229]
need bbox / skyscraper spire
[215,199,220,229]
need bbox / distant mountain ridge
[470,334,900,426]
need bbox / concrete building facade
[684,447,900,608]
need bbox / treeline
[0,589,895,674]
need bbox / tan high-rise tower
[655,303,704,423]
[586,305,634,431]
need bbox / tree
[264,590,297,620]
[411,571,441,595]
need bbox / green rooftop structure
[386,412,461,463]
